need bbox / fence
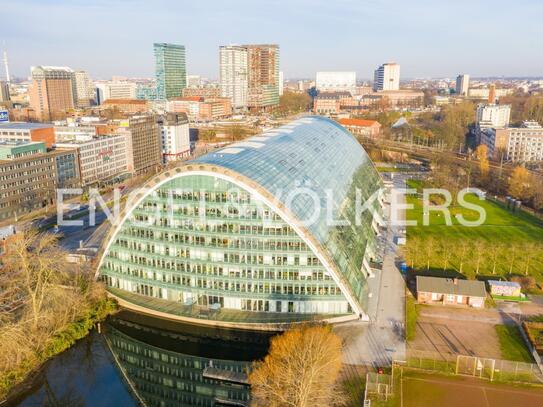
[399,349,543,385]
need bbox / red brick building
[338,118,382,138]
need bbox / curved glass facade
[99,116,384,324]
[106,320,252,406]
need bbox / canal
[11,311,273,406]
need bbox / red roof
[338,118,381,127]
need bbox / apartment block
[219,45,249,111]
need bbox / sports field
[401,373,543,407]
[405,179,543,282]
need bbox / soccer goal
[456,355,495,381]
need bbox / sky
[2,0,543,80]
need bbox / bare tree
[2,231,71,330]
[473,239,486,275]
[249,325,344,407]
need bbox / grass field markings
[481,387,491,407]
[403,376,543,396]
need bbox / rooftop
[488,280,521,288]
[315,91,352,99]
[192,116,383,309]
[417,276,487,298]
[339,118,381,127]
[0,122,53,130]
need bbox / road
[55,210,108,251]
[336,173,408,367]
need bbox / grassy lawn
[406,294,419,342]
[405,179,543,283]
[495,325,533,363]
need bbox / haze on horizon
[2,0,542,80]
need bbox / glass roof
[193,116,383,310]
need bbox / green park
[404,179,543,288]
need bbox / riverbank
[0,297,118,403]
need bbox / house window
[446,294,455,302]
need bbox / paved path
[336,173,407,367]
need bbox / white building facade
[56,134,133,185]
[219,45,248,111]
[373,63,400,91]
[316,71,356,94]
[96,81,138,103]
[455,74,470,96]
[476,104,511,129]
[160,113,190,163]
[74,70,95,107]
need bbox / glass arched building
[98,116,385,328]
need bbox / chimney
[488,84,496,104]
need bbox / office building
[476,103,511,129]
[54,124,97,141]
[159,112,190,163]
[0,122,56,148]
[98,117,385,326]
[373,63,400,91]
[29,66,76,121]
[316,72,356,94]
[96,81,138,103]
[154,43,187,100]
[167,97,232,121]
[313,92,352,115]
[136,83,158,101]
[479,121,543,162]
[455,74,470,96]
[56,134,133,185]
[219,45,249,111]
[74,70,95,107]
[115,114,162,174]
[0,81,10,103]
[0,141,80,220]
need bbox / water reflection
[104,311,272,407]
[14,311,271,407]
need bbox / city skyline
[3,0,543,80]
